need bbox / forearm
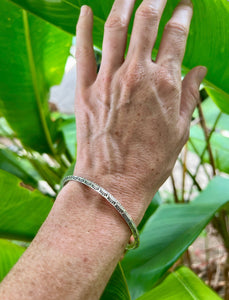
[0,180,140,300]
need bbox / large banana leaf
[7,0,229,114]
[137,267,221,300]
[0,239,25,282]
[0,169,53,241]
[121,176,229,299]
[0,0,72,154]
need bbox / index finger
[76,6,97,87]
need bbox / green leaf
[122,176,229,299]
[0,148,40,188]
[0,118,15,138]
[101,263,131,300]
[0,0,72,153]
[0,239,25,282]
[206,87,229,115]
[137,266,221,300]
[8,0,229,113]
[0,169,53,241]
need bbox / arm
[0,0,206,299]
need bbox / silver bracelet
[62,175,140,250]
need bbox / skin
[0,0,207,299]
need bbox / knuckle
[122,61,146,87]
[157,70,178,91]
[188,85,200,101]
[181,128,190,144]
[105,15,128,30]
[165,21,188,38]
[76,21,84,32]
[136,5,160,21]
[75,46,92,60]
[75,89,87,103]
[185,130,190,142]
[96,72,113,92]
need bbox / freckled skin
[0,1,207,299]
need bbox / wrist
[57,180,132,251]
[73,165,155,225]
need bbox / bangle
[62,175,140,250]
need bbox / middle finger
[127,0,167,60]
[100,0,136,73]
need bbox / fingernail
[80,5,89,16]
[198,66,208,81]
[180,0,193,6]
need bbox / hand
[74,0,207,223]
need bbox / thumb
[180,66,207,121]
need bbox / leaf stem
[22,10,55,155]
[170,173,179,203]
[197,103,216,176]
[181,145,188,203]
[190,111,222,180]
[187,110,222,199]
[178,158,202,192]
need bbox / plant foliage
[0,0,229,299]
